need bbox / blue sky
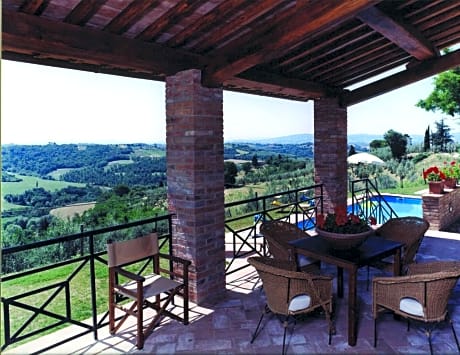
[1,60,457,145]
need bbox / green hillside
[1,174,85,211]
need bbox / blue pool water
[298,195,422,230]
[369,195,422,217]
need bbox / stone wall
[422,187,460,231]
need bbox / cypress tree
[423,126,430,152]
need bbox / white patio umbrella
[347,152,385,166]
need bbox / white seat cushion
[399,297,424,317]
[297,254,316,268]
[288,294,311,312]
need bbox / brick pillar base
[314,98,348,211]
[166,69,225,304]
[422,188,460,231]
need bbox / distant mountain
[228,132,460,146]
[230,134,314,144]
[229,133,379,145]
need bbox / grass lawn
[1,253,172,349]
[1,174,85,211]
[1,260,109,348]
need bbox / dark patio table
[289,234,403,346]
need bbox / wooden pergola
[3,0,460,307]
[4,0,460,103]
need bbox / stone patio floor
[4,232,460,355]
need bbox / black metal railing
[350,178,398,224]
[1,183,325,353]
[224,184,324,275]
[1,214,174,354]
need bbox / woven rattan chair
[248,256,334,354]
[373,261,460,354]
[107,233,190,349]
[260,220,320,273]
[367,216,429,289]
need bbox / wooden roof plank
[202,0,379,86]
[64,0,106,26]
[136,0,207,42]
[300,39,393,80]
[165,0,247,48]
[330,52,409,87]
[104,1,158,35]
[191,0,286,54]
[285,33,384,76]
[278,22,369,70]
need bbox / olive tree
[383,129,408,161]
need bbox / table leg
[337,266,343,298]
[393,248,403,322]
[348,266,358,346]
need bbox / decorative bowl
[316,228,374,250]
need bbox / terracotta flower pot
[428,181,444,194]
[316,228,373,250]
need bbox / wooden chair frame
[107,233,190,349]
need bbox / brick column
[314,97,348,212]
[165,69,225,304]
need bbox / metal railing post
[89,233,98,340]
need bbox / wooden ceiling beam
[166,0,246,48]
[2,51,166,81]
[332,53,408,87]
[427,20,460,43]
[19,0,48,15]
[2,10,205,76]
[237,68,341,98]
[338,57,410,88]
[278,23,369,70]
[203,1,297,60]
[191,0,286,54]
[64,0,105,26]
[408,0,460,26]
[309,42,398,81]
[293,37,390,78]
[104,1,157,35]
[357,6,439,60]
[341,49,460,106]
[224,77,314,102]
[202,0,380,87]
[136,0,206,42]
[299,38,392,80]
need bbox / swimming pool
[298,194,422,230]
[368,195,422,218]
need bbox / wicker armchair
[373,261,460,354]
[248,256,334,354]
[367,216,429,289]
[260,220,320,273]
